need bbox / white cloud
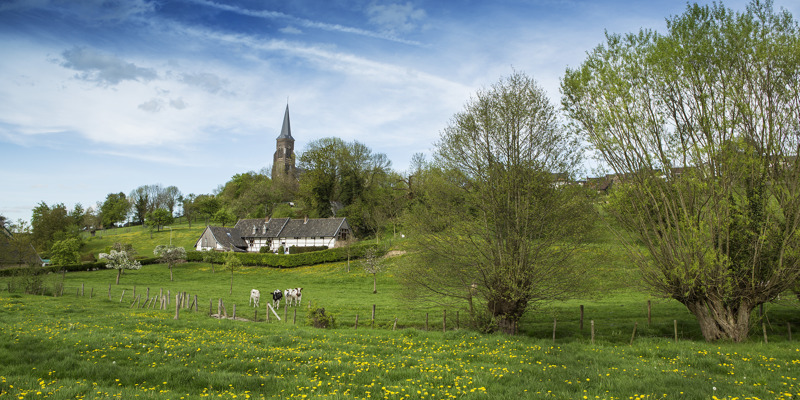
[365,2,427,34]
[59,46,158,86]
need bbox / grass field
[2,224,800,399]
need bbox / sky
[2,0,799,225]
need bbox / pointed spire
[277,104,293,140]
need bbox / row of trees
[400,0,800,342]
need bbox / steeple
[277,104,293,140]
[272,104,296,181]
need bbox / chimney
[304,215,308,224]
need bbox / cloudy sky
[2,0,798,224]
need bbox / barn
[195,217,351,253]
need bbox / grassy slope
[1,220,799,399]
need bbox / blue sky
[2,0,799,225]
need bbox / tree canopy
[562,0,800,342]
[401,71,595,334]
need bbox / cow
[271,289,283,310]
[249,289,260,307]
[284,287,303,307]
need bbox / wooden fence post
[133,285,136,299]
[233,304,236,320]
[674,320,678,342]
[90,287,93,299]
[630,322,638,345]
[146,287,150,300]
[293,308,297,325]
[284,304,288,323]
[393,317,398,331]
[552,317,557,344]
[108,284,111,300]
[120,290,125,302]
[194,295,198,312]
[443,310,447,333]
[372,304,376,328]
[580,305,584,331]
[590,320,595,345]
[209,300,213,316]
[174,294,180,319]
[355,315,359,329]
[81,283,84,296]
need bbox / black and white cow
[271,289,283,310]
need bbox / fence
[46,283,797,343]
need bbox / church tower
[272,104,296,181]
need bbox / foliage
[296,137,395,236]
[212,207,237,227]
[49,237,82,266]
[154,245,187,281]
[129,184,182,225]
[99,249,142,284]
[401,71,595,334]
[99,192,129,228]
[5,264,46,295]
[146,208,174,232]
[361,246,386,294]
[307,304,337,329]
[186,241,379,268]
[217,170,284,219]
[562,0,800,342]
[31,201,81,253]
[224,251,243,295]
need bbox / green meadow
[2,224,800,399]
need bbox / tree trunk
[169,264,173,281]
[487,296,526,335]
[230,270,233,295]
[684,298,753,342]
[372,274,377,294]
[116,268,121,285]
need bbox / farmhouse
[195,217,352,253]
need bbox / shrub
[307,304,336,329]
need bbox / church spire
[272,103,296,182]
[277,104,292,140]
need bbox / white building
[195,217,351,253]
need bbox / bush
[289,246,329,254]
[307,304,336,329]
[185,242,381,269]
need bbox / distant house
[195,217,352,253]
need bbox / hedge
[0,243,383,276]
[0,256,164,277]
[188,242,383,268]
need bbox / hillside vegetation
[2,224,800,399]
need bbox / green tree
[195,194,221,225]
[212,208,237,227]
[154,245,187,282]
[49,238,81,266]
[401,71,594,334]
[224,251,242,295]
[31,202,79,254]
[561,0,800,342]
[100,192,130,228]
[217,170,281,219]
[297,138,392,222]
[146,208,174,232]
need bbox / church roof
[277,104,293,140]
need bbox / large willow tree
[562,0,800,342]
[402,71,594,334]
